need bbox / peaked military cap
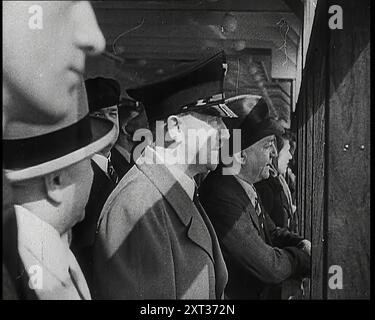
[126,51,237,121]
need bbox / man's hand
[297,239,311,256]
[292,204,297,213]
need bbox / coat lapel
[111,147,133,181]
[232,177,262,234]
[137,161,214,263]
[197,200,228,298]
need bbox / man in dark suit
[199,95,311,299]
[71,77,121,290]
[93,52,238,299]
[111,98,149,180]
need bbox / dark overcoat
[110,147,133,182]
[72,160,116,289]
[199,170,310,299]
[255,176,297,232]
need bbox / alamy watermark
[28,5,43,30]
[28,265,43,290]
[130,121,243,175]
[328,5,343,30]
[328,265,343,290]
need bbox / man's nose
[73,1,106,56]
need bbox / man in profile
[200,95,311,299]
[94,52,237,299]
[3,1,106,299]
[4,82,116,299]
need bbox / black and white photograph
[2,0,370,307]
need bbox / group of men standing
[3,1,310,300]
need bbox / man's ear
[44,171,64,204]
[240,150,247,165]
[166,115,182,143]
[232,150,246,166]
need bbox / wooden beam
[92,0,294,13]
[281,0,304,20]
[94,9,301,34]
[99,24,299,48]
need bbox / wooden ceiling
[86,0,303,124]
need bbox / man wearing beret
[3,1,105,299]
[71,77,121,290]
[93,52,237,299]
[199,95,311,299]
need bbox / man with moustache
[199,95,311,299]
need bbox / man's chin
[261,169,270,180]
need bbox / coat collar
[136,147,214,263]
[14,205,91,299]
[113,144,132,164]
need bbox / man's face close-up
[244,135,277,183]
[3,1,105,124]
[182,112,229,173]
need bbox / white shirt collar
[143,146,196,200]
[92,153,109,173]
[14,205,91,299]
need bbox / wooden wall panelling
[310,34,327,301]
[326,0,370,299]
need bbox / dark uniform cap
[85,77,121,112]
[126,51,237,122]
[223,94,284,154]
